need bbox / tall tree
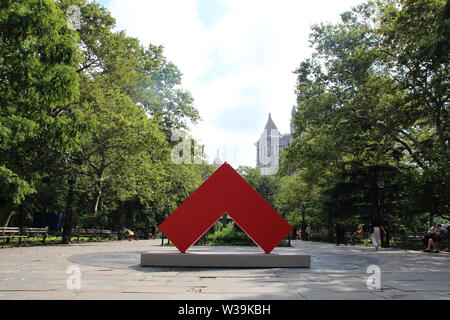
[282,0,449,232]
[76,83,169,220]
[0,0,81,226]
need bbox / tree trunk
[120,201,126,227]
[327,206,333,243]
[90,180,103,220]
[434,104,448,156]
[62,174,77,244]
[41,205,48,228]
[18,205,24,229]
[0,205,15,227]
[385,212,390,248]
[301,204,306,240]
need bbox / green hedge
[204,224,290,247]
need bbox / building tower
[290,105,297,135]
[213,149,223,168]
[256,111,295,174]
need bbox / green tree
[281,0,449,240]
[275,173,320,229]
[237,166,279,206]
[0,0,81,226]
[76,83,169,221]
[54,0,204,234]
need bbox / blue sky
[197,0,229,28]
[93,0,364,168]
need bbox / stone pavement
[0,240,449,300]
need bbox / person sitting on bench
[350,226,364,245]
[122,227,135,241]
[422,222,437,249]
[424,224,448,253]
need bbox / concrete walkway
[0,240,449,300]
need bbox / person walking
[369,219,386,251]
[296,228,301,240]
[305,224,312,241]
[336,222,347,246]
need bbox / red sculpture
[158,163,292,254]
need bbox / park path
[0,240,449,300]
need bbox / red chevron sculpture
[158,163,292,254]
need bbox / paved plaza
[0,240,449,300]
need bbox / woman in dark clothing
[336,223,347,246]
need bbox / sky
[95,0,364,168]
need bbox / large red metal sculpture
[158,163,292,254]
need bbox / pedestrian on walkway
[369,219,386,251]
[336,222,347,246]
[305,224,312,241]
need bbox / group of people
[334,219,449,252]
[121,221,448,252]
[335,219,386,250]
[422,222,448,253]
[295,224,312,240]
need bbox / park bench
[76,228,97,240]
[0,227,27,244]
[21,227,48,244]
[75,228,113,241]
[100,229,113,239]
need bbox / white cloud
[105,0,364,168]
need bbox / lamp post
[219,214,231,227]
[377,176,389,247]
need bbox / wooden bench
[76,228,97,240]
[100,229,113,239]
[0,227,27,244]
[21,227,48,244]
[75,228,113,241]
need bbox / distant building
[255,107,297,174]
[213,150,224,168]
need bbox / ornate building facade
[256,107,297,175]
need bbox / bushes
[205,224,251,246]
[204,223,290,247]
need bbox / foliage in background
[279,0,449,243]
[0,0,209,240]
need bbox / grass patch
[0,235,117,247]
